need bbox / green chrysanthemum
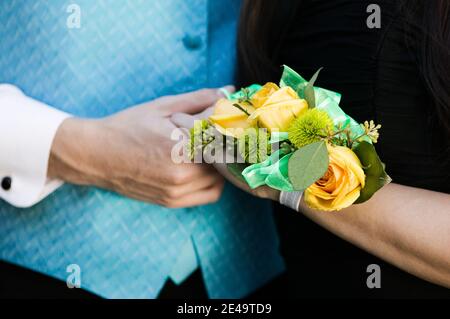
[238,128,271,164]
[188,120,213,160]
[288,109,334,148]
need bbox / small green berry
[237,128,271,164]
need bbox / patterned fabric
[0,0,284,298]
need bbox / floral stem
[233,103,251,116]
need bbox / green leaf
[288,141,329,191]
[304,67,323,109]
[353,141,391,204]
[227,163,248,183]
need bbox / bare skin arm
[297,183,450,288]
[216,162,450,289]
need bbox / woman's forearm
[299,183,450,288]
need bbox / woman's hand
[211,161,281,201]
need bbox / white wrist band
[279,191,303,212]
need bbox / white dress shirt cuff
[0,84,71,208]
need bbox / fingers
[160,86,236,115]
[162,180,225,208]
[126,176,225,208]
[162,85,235,126]
[212,162,280,200]
[171,112,197,129]
[196,105,215,119]
[213,162,251,192]
[171,105,215,130]
[164,170,223,199]
[218,85,236,98]
[157,162,213,185]
[162,88,222,115]
[135,161,221,194]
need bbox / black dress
[239,0,450,298]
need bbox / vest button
[1,177,12,191]
[182,34,202,50]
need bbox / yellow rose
[304,145,366,211]
[209,98,256,138]
[250,82,279,108]
[248,85,308,132]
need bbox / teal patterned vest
[0,0,284,298]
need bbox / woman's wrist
[279,190,304,212]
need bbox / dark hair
[238,0,450,137]
[411,0,450,137]
[237,0,300,85]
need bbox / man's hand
[171,109,280,202]
[48,89,226,208]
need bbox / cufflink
[1,176,12,191]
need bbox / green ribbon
[242,149,294,191]
[240,66,369,191]
[228,84,262,100]
[270,132,289,144]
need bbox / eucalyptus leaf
[353,141,391,204]
[304,67,323,109]
[227,163,248,183]
[288,141,329,191]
